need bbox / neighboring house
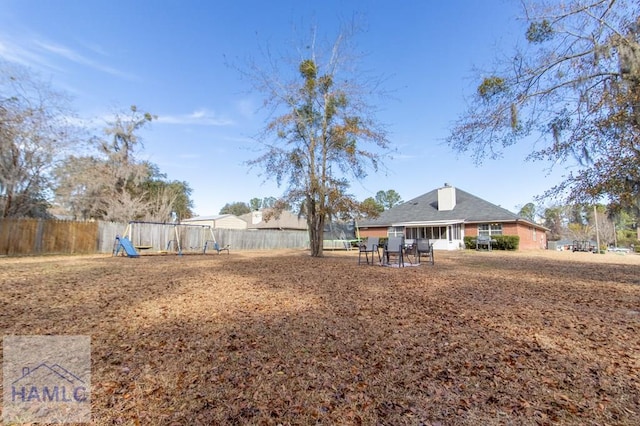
[240,210,308,231]
[358,184,548,250]
[181,214,247,230]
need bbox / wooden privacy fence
[216,228,309,251]
[0,219,99,256]
[0,219,310,256]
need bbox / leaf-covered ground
[1,249,639,425]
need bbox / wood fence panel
[0,219,35,255]
[43,220,98,254]
[0,219,98,255]
[98,221,127,254]
[0,219,310,256]
[217,228,309,251]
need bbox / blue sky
[0,0,568,216]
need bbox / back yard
[0,249,639,425]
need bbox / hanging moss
[526,19,554,43]
[477,76,506,99]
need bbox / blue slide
[115,236,140,258]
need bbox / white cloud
[33,39,135,80]
[156,109,234,126]
[0,29,134,80]
[0,36,61,71]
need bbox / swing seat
[204,240,230,254]
[215,242,230,254]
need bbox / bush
[495,235,520,250]
[464,235,520,251]
[464,236,475,249]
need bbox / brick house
[358,184,548,250]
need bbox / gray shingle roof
[359,187,539,227]
[182,215,234,221]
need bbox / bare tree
[0,61,75,218]
[594,206,616,246]
[143,184,180,222]
[52,155,105,219]
[98,105,155,221]
[53,106,158,222]
[245,25,390,256]
[447,1,640,213]
[567,222,594,242]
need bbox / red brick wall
[360,223,547,250]
[358,227,388,238]
[465,227,478,237]
[466,222,546,250]
[507,223,547,250]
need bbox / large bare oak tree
[0,61,75,218]
[245,27,390,257]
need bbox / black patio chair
[403,239,417,264]
[384,236,405,267]
[416,238,434,265]
[358,237,381,265]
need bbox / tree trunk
[307,198,325,257]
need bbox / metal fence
[0,219,310,256]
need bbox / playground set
[113,221,230,258]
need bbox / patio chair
[403,239,417,264]
[416,238,434,265]
[358,237,381,265]
[476,235,494,251]
[383,236,405,267]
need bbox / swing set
[113,221,230,257]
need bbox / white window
[449,224,461,240]
[405,226,451,240]
[387,226,404,237]
[478,223,502,236]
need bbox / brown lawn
[0,249,639,425]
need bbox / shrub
[464,235,520,250]
[494,235,519,250]
[464,236,475,249]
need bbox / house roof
[182,214,239,222]
[359,186,546,229]
[239,210,308,230]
